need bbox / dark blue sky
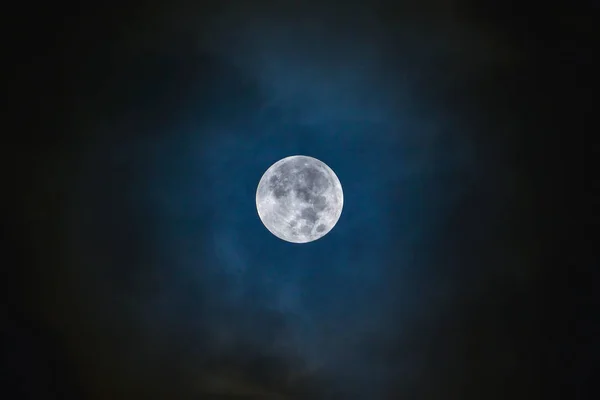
[5,1,592,399]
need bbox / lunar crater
[300,206,319,223]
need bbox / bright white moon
[256,155,343,243]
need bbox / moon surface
[256,155,344,243]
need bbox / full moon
[256,155,344,243]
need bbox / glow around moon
[256,155,343,243]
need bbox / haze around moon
[256,155,343,243]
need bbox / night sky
[4,1,593,399]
